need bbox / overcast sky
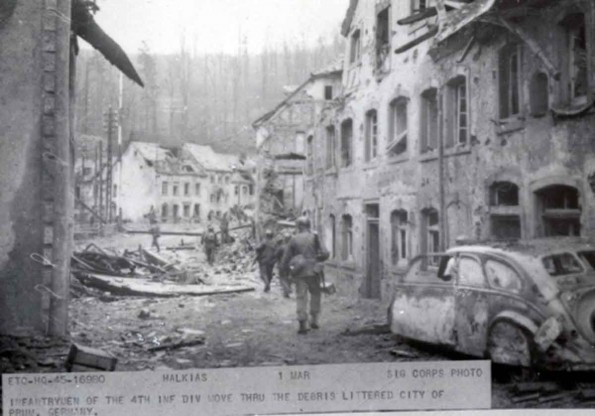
[91,0,350,55]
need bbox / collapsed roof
[71,0,144,87]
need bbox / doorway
[364,203,381,299]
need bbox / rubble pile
[70,231,257,298]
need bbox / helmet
[296,216,311,229]
[265,229,274,236]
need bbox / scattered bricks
[65,343,117,372]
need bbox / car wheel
[487,321,532,367]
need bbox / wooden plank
[75,273,255,297]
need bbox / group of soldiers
[256,217,329,334]
[147,207,329,335]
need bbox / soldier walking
[255,229,277,292]
[280,217,329,334]
[201,225,219,265]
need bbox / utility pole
[99,140,104,230]
[105,107,116,223]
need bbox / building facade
[304,0,595,301]
[252,65,343,229]
[114,142,255,224]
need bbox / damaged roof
[130,142,207,176]
[252,60,343,128]
[72,0,144,87]
[183,144,242,173]
[433,0,497,44]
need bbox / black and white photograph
[1,0,595,414]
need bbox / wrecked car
[389,238,595,370]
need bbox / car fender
[490,311,539,335]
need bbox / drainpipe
[438,87,447,251]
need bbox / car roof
[446,237,595,259]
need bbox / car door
[390,255,456,346]
[454,254,489,357]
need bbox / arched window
[490,182,519,206]
[535,185,581,237]
[489,181,521,239]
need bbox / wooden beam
[394,26,439,54]
[76,198,107,224]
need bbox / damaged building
[252,63,343,230]
[114,142,255,223]
[0,0,142,336]
[302,0,595,300]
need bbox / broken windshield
[542,253,584,276]
[578,251,595,270]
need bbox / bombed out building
[302,0,595,300]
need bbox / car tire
[487,320,532,367]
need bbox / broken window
[173,204,179,219]
[162,181,168,196]
[306,135,314,175]
[490,182,519,206]
[376,6,391,71]
[443,76,468,148]
[183,204,190,217]
[161,203,168,219]
[390,210,408,265]
[295,131,306,154]
[499,43,522,119]
[529,72,549,116]
[350,29,361,64]
[172,183,179,196]
[329,214,336,259]
[195,183,200,196]
[562,13,588,102]
[235,185,239,195]
[388,97,408,157]
[543,253,584,276]
[489,181,521,239]
[184,183,190,196]
[324,85,333,100]
[210,175,215,184]
[243,186,248,195]
[340,119,353,168]
[485,260,522,293]
[421,208,440,266]
[326,125,336,169]
[193,204,200,218]
[535,185,581,237]
[420,88,438,152]
[341,214,353,261]
[458,257,485,287]
[365,109,378,162]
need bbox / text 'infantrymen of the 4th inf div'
[2,361,491,416]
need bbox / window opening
[421,88,438,152]
[365,110,378,162]
[340,119,353,167]
[388,97,408,157]
[499,44,522,119]
[341,214,353,261]
[350,29,361,64]
[326,126,336,169]
[391,210,408,265]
